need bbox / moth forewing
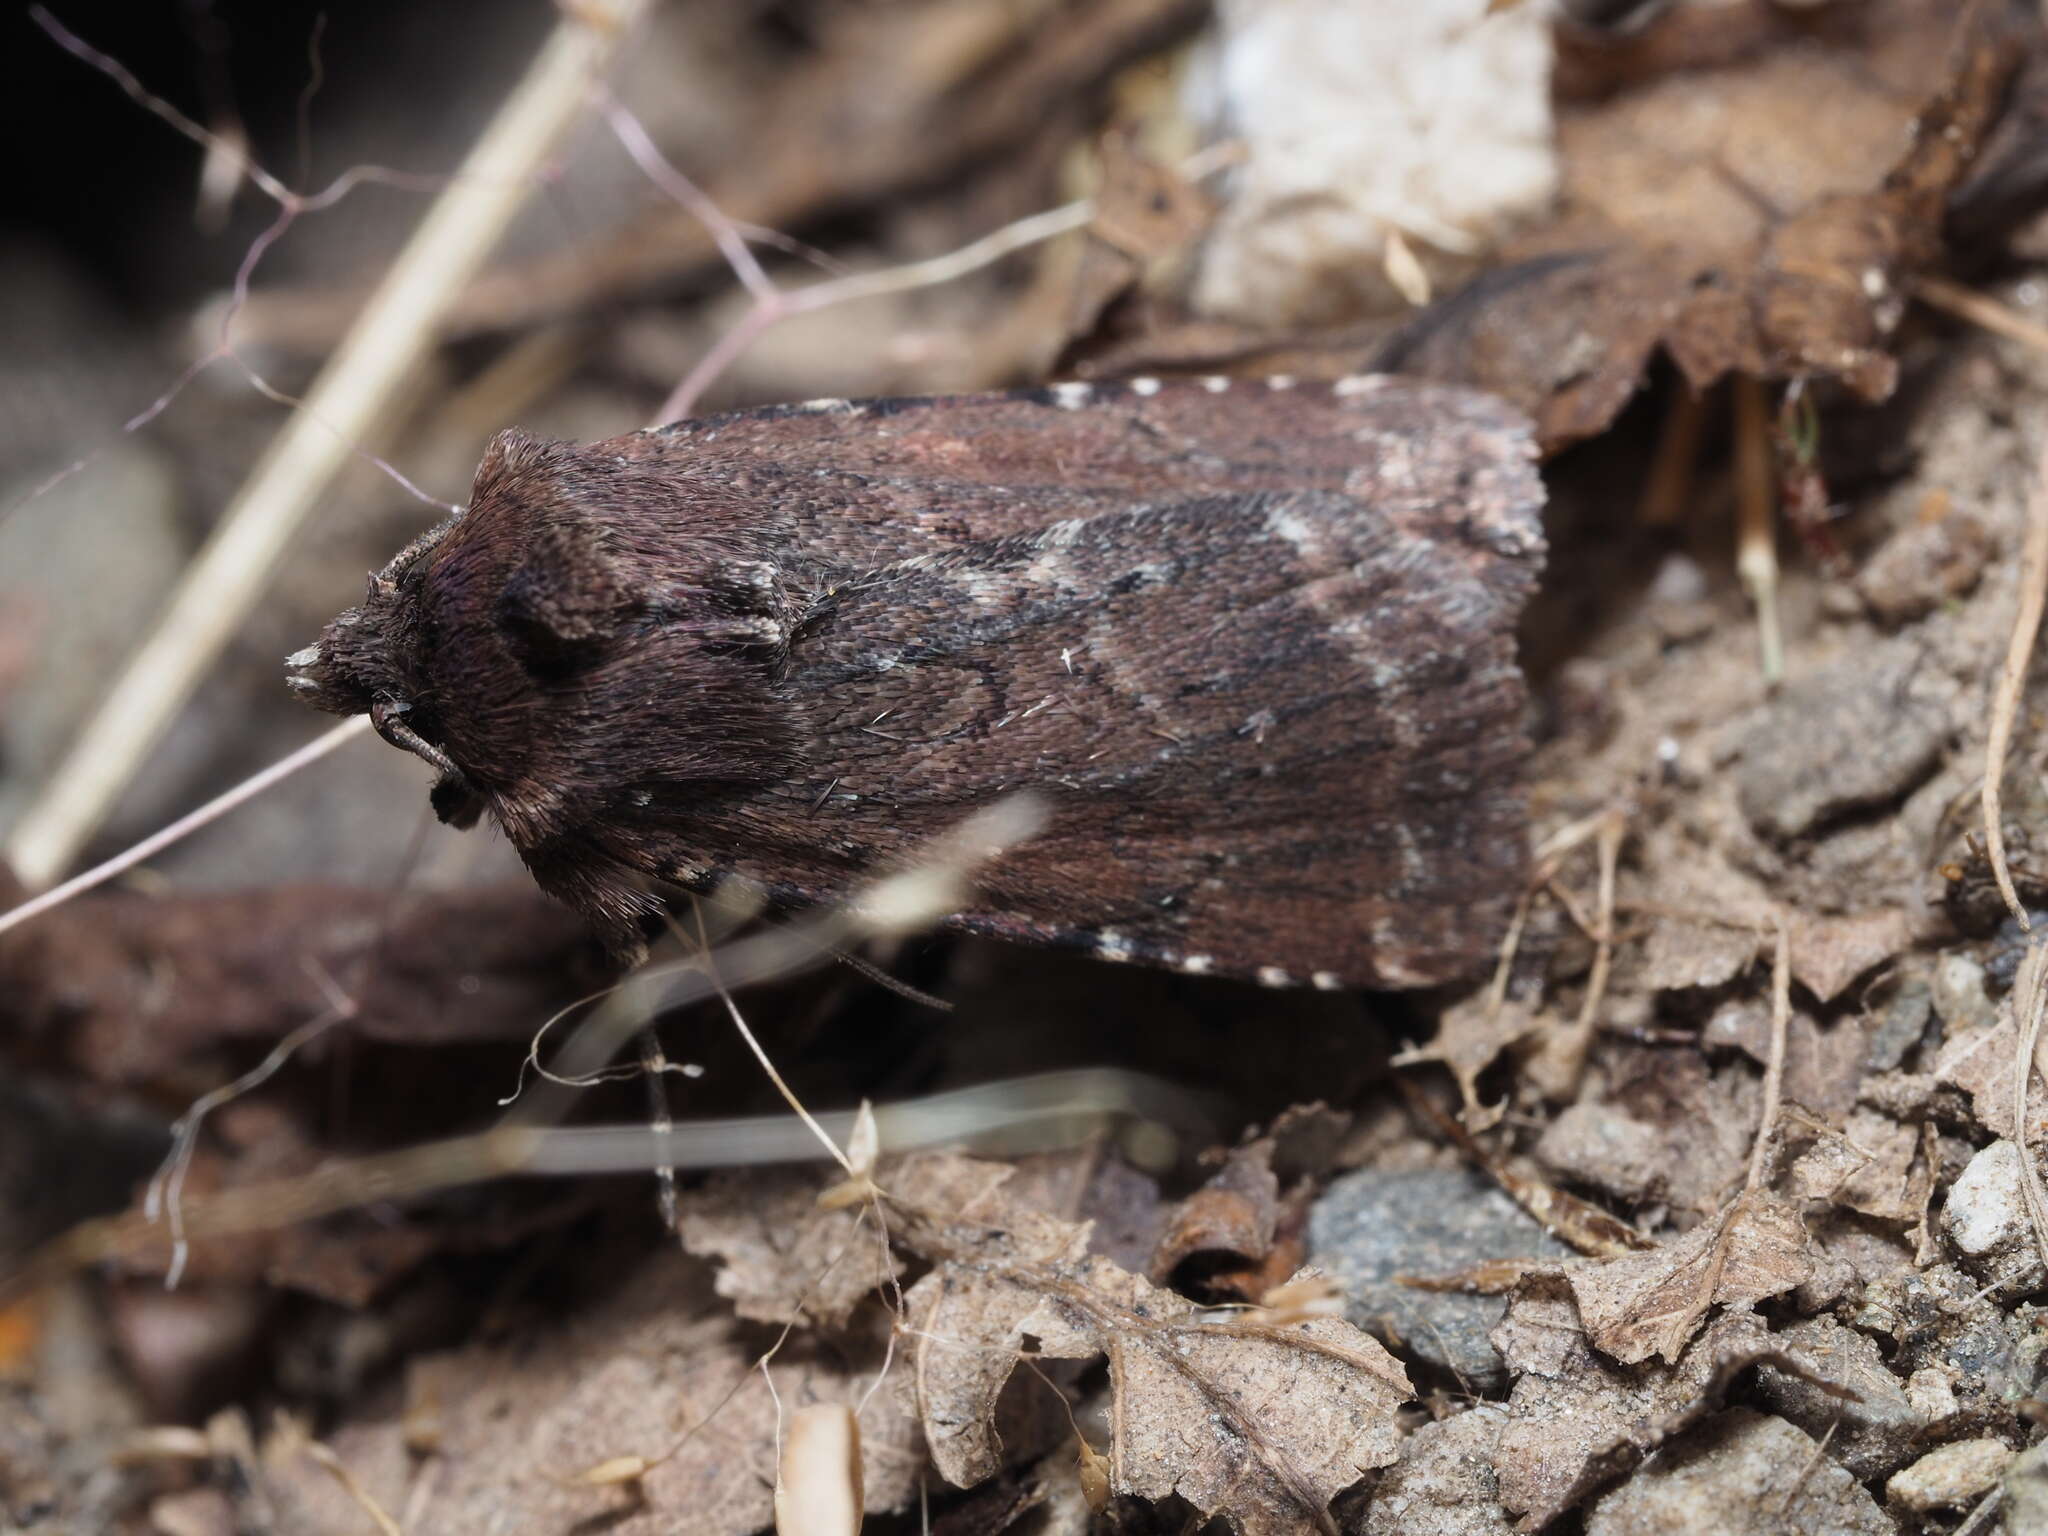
[290,376,1544,988]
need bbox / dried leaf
[1150,1138,1281,1281]
[1381,0,2016,446]
[1491,1284,1786,1527]
[1533,1054,1757,1219]
[1785,908,1917,1005]
[1704,1001,1866,1118]
[0,880,608,1088]
[1568,1193,1814,1366]
[1584,1408,1890,1536]
[1391,995,1543,1125]
[676,1169,901,1328]
[1933,1013,2048,1142]
[258,1253,920,1536]
[1788,1108,1926,1223]
[891,1155,1409,1534]
[1054,126,1215,362]
[1636,917,1759,994]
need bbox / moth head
[285,517,453,716]
[285,516,484,823]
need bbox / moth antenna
[825,945,955,1012]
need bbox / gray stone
[1310,1167,1571,1393]
[1886,1438,2010,1514]
[1585,1409,1891,1536]
[1733,638,1952,841]
[1941,1140,2048,1293]
[1856,507,1993,627]
[1865,976,1931,1073]
[1930,952,1996,1035]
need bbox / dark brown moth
[288,376,1544,989]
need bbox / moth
[289,376,1544,989]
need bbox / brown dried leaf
[0,879,609,1089]
[891,1155,1410,1534]
[1379,0,2018,446]
[1567,1193,1814,1366]
[1150,1138,1281,1280]
[1368,250,1676,451]
[1059,126,1215,352]
[675,1169,902,1328]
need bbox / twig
[5,0,657,887]
[610,100,1236,425]
[0,716,371,941]
[1917,273,2048,356]
[146,984,356,1290]
[1983,435,2048,928]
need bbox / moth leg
[369,699,469,786]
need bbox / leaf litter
[16,2,2048,1534]
[889,1154,1411,1535]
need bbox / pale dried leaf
[1390,995,1542,1123]
[1584,1408,1890,1536]
[1568,1194,1813,1366]
[1704,1002,1866,1118]
[258,1253,921,1536]
[676,1168,901,1327]
[1532,1057,1756,1219]
[1637,918,1758,993]
[1491,1285,1780,1527]
[1788,1108,1924,1222]
[1785,908,1916,1004]
[1934,1013,2048,1142]
[892,1155,1410,1535]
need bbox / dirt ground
[7,2,2048,1533]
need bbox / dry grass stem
[1734,374,1784,684]
[1745,918,1792,1194]
[0,715,371,941]
[1917,273,2048,355]
[2008,943,2048,1278]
